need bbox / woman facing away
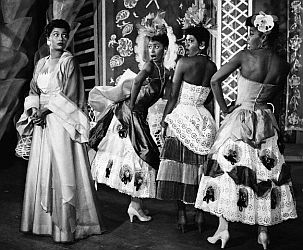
[16,19,104,243]
[195,12,297,249]
[156,22,217,233]
[88,13,177,223]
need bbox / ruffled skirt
[156,105,215,204]
[195,108,297,226]
[156,134,207,204]
[91,115,156,198]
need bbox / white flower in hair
[253,11,278,33]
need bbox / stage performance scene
[0,0,302,249]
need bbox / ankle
[258,226,268,234]
[129,199,141,210]
[177,200,186,211]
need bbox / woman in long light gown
[156,24,217,233]
[195,12,297,249]
[88,13,177,222]
[16,19,104,243]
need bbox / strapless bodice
[236,74,279,109]
[178,81,210,107]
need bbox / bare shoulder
[235,49,249,61]
[207,58,217,72]
[142,61,154,74]
[177,56,189,66]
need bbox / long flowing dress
[156,81,216,203]
[16,51,104,242]
[89,70,165,198]
[195,74,297,225]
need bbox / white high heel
[127,206,152,223]
[207,230,230,249]
[258,231,270,250]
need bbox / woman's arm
[26,60,43,122]
[211,51,243,114]
[160,58,184,127]
[129,62,153,110]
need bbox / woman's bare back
[181,56,217,87]
[240,49,289,86]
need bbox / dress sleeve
[45,55,90,143]
[24,59,43,113]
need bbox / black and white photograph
[0,0,302,249]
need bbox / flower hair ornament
[134,12,178,70]
[178,3,217,37]
[252,11,278,34]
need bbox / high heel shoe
[195,210,205,233]
[177,210,187,233]
[207,230,230,249]
[127,206,152,223]
[258,231,270,250]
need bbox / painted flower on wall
[116,9,130,23]
[117,37,133,57]
[124,0,139,9]
[288,112,300,125]
[291,1,302,14]
[110,55,124,68]
[289,75,301,87]
[290,35,302,51]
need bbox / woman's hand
[161,126,167,141]
[160,120,167,140]
[32,109,45,127]
[29,107,38,118]
[31,108,51,127]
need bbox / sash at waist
[236,102,273,111]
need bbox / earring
[47,40,50,46]
[199,45,205,50]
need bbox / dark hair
[184,26,210,49]
[44,19,70,37]
[246,15,280,49]
[148,33,169,48]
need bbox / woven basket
[15,135,32,160]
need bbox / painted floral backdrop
[104,0,200,85]
[286,0,303,131]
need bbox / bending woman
[16,19,104,243]
[195,12,297,249]
[88,13,177,222]
[157,25,217,233]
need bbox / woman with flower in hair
[88,13,177,222]
[156,4,217,233]
[16,19,104,243]
[195,12,297,249]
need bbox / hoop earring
[199,45,205,50]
